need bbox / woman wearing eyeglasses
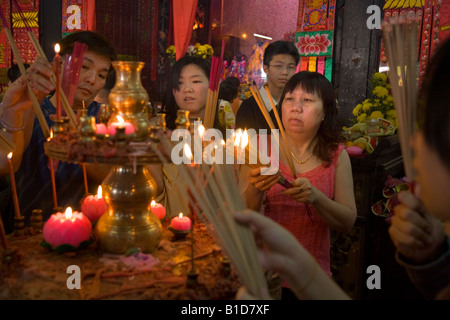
[235,40,300,131]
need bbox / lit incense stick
[0,7,50,138]
[11,0,77,129]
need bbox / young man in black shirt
[235,40,300,131]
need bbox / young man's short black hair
[58,31,117,76]
[263,40,300,66]
[7,63,30,83]
[219,76,240,102]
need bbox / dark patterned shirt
[15,98,100,223]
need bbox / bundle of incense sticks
[263,83,297,174]
[0,131,16,155]
[382,13,419,180]
[0,6,50,139]
[12,0,77,128]
[62,42,88,108]
[203,55,223,128]
[155,135,269,298]
[236,130,294,189]
[249,82,297,177]
[249,83,313,217]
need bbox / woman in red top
[241,71,357,299]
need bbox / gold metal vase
[94,61,162,254]
[107,61,150,141]
[95,165,162,254]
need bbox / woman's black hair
[279,71,345,165]
[218,76,240,102]
[163,55,211,130]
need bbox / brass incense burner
[107,61,150,141]
[94,61,162,254]
[95,164,162,253]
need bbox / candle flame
[97,185,102,198]
[64,207,73,219]
[241,130,249,148]
[54,43,60,54]
[48,129,53,141]
[116,115,124,123]
[221,140,225,146]
[151,200,156,206]
[234,130,242,147]
[7,152,12,160]
[198,124,205,138]
[183,143,193,160]
[179,212,184,218]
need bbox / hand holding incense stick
[12,0,77,128]
[0,7,50,139]
[155,134,269,298]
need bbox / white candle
[7,153,21,219]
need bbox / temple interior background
[0,0,449,300]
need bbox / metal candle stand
[44,61,164,255]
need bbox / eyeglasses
[269,64,296,72]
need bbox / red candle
[108,115,135,135]
[95,123,108,135]
[170,213,191,231]
[54,43,61,120]
[151,200,166,220]
[7,153,21,219]
[43,207,92,248]
[81,186,107,223]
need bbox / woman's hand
[281,177,316,204]
[234,209,351,300]
[235,286,273,300]
[248,166,280,192]
[388,190,446,264]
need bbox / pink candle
[43,207,92,248]
[95,123,108,135]
[170,213,191,231]
[108,115,135,135]
[81,186,107,223]
[150,200,166,220]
